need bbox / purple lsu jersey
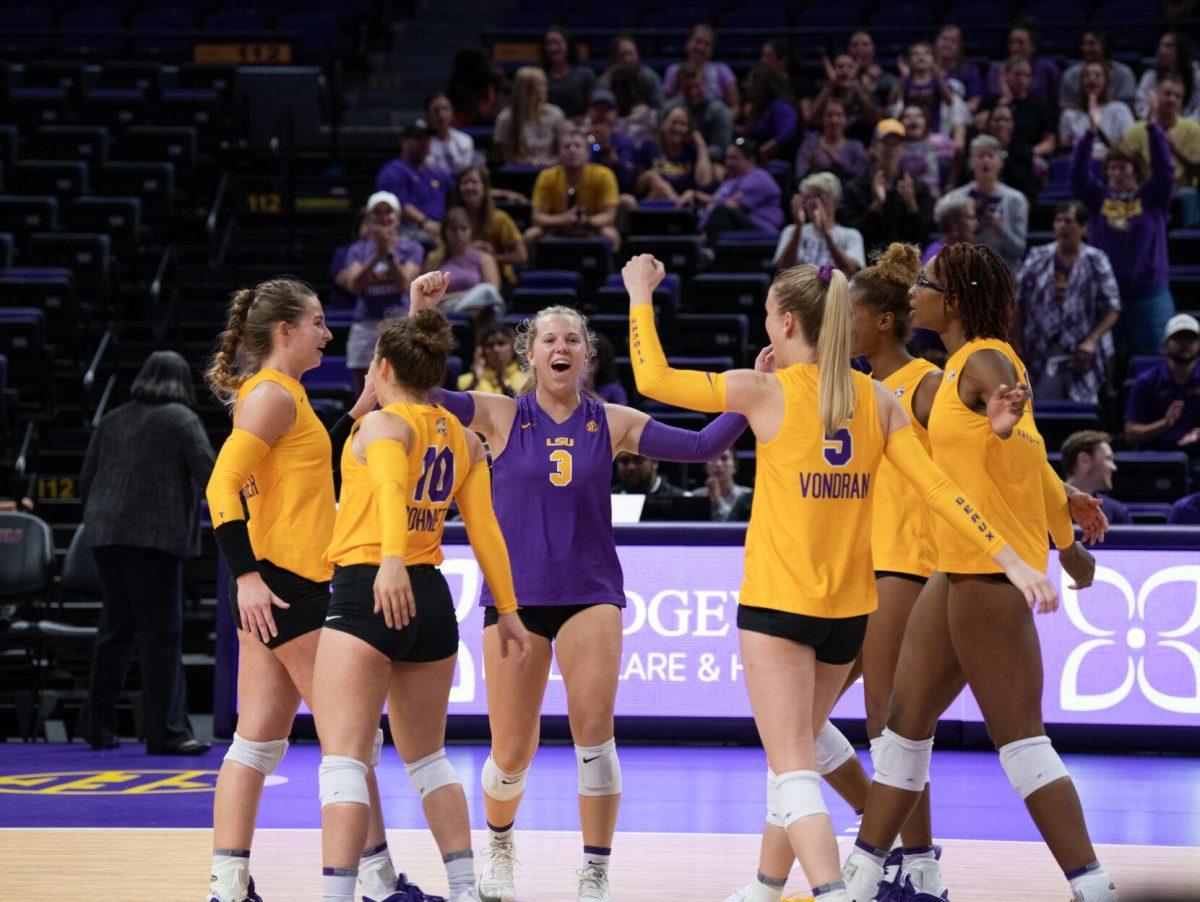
[480,392,626,608]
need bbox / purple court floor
[1,742,1197,847]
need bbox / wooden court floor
[3,828,1198,900]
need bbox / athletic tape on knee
[575,738,622,797]
[319,755,369,807]
[224,732,288,776]
[871,728,933,791]
[999,735,1069,800]
[774,770,827,827]
[405,749,461,799]
[370,728,384,768]
[480,754,528,802]
[765,768,785,828]
[816,721,856,776]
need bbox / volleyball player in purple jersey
[409,272,758,902]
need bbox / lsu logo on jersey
[586,419,599,433]
[436,417,448,436]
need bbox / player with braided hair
[843,244,1116,902]
[204,279,433,902]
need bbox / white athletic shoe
[450,887,480,902]
[721,884,790,902]
[577,865,612,901]
[843,852,887,902]
[723,887,754,902]
[477,838,517,902]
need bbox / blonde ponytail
[205,288,256,407]
[204,277,316,408]
[817,268,855,437]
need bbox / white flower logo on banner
[1061,565,1200,714]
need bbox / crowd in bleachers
[317,9,1200,520]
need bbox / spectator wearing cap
[941,134,1028,273]
[663,24,739,110]
[687,137,783,242]
[542,25,596,119]
[583,89,646,195]
[1014,200,1121,405]
[1060,430,1133,525]
[525,126,621,250]
[1125,314,1200,452]
[1122,72,1200,228]
[1072,114,1174,354]
[336,191,424,393]
[842,118,934,253]
[600,35,663,113]
[663,61,734,162]
[375,118,452,240]
[740,65,800,170]
[922,192,977,264]
[773,172,865,275]
[425,92,479,175]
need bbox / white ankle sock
[358,841,397,897]
[444,849,475,895]
[745,870,786,902]
[1068,863,1117,901]
[488,819,514,844]
[322,866,357,902]
[583,844,611,876]
[210,849,250,900]
[813,880,850,901]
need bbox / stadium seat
[94,162,175,224]
[0,197,58,249]
[11,161,89,207]
[96,61,166,94]
[1168,230,1200,266]
[1111,451,1191,503]
[156,91,223,153]
[0,126,16,168]
[517,270,585,295]
[493,165,546,200]
[78,89,148,131]
[534,238,614,292]
[20,61,89,97]
[176,63,238,96]
[130,7,197,59]
[7,88,70,130]
[0,6,53,58]
[588,314,632,356]
[1036,404,1102,451]
[67,197,142,260]
[510,286,580,313]
[629,205,696,237]
[276,11,342,58]
[26,127,110,166]
[204,9,269,31]
[0,268,77,337]
[1126,502,1172,524]
[624,236,703,283]
[0,234,12,270]
[713,232,778,273]
[114,127,198,189]
[27,233,112,302]
[672,314,751,367]
[1170,267,1200,308]
[1127,355,1162,380]
[58,8,128,57]
[687,273,771,317]
[302,353,353,398]
[0,308,48,398]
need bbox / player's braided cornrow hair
[935,242,1014,341]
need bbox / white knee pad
[319,755,369,807]
[999,735,1070,800]
[481,754,528,802]
[405,749,461,799]
[370,728,384,768]
[816,721,856,776]
[575,738,622,797]
[774,770,827,827]
[224,732,288,776]
[765,768,785,828]
[870,727,933,791]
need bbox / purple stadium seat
[7,88,70,130]
[794,6,863,30]
[275,11,340,57]
[518,270,585,294]
[868,4,934,39]
[498,9,558,30]
[302,354,353,394]
[563,9,638,29]
[718,8,789,29]
[130,8,196,58]
[58,7,128,56]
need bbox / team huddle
[202,241,1117,902]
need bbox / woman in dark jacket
[79,351,215,754]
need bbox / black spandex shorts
[483,602,621,642]
[736,605,869,665]
[874,570,929,586]
[324,564,459,663]
[228,559,330,649]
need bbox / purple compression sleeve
[637,412,748,463]
[430,388,475,426]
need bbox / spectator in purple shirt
[639,105,714,202]
[794,99,869,183]
[1167,492,1200,524]
[741,65,799,172]
[934,24,984,111]
[586,334,628,406]
[1125,314,1200,451]
[335,191,424,393]
[663,24,739,110]
[986,19,1061,112]
[1060,430,1133,525]
[688,137,783,241]
[1072,115,1175,354]
[374,118,452,241]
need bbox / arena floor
[2,742,1197,900]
